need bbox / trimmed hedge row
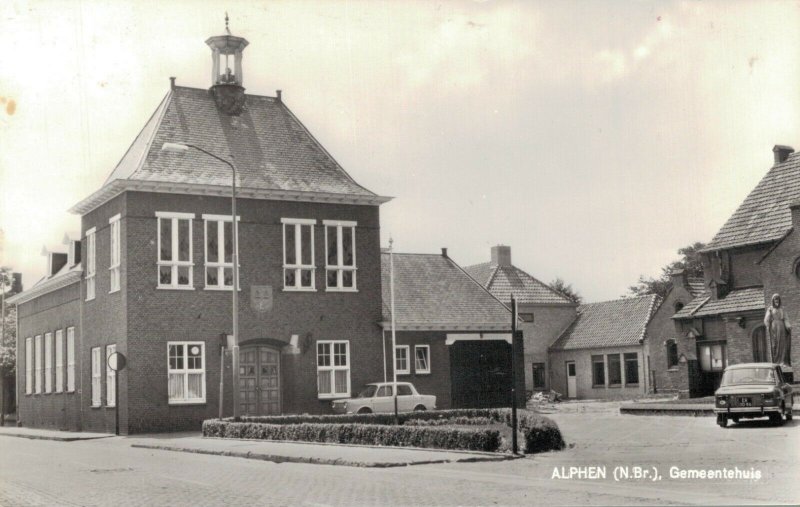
[209,408,564,454]
[203,420,501,452]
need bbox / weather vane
[225,12,231,35]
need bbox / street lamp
[161,142,241,419]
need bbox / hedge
[202,420,501,452]
[207,408,565,454]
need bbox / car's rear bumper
[714,406,782,414]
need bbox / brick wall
[122,191,385,432]
[645,283,694,396]
[760,227,800,369]
[549,346,646,400]
[390,331,452,409]
[15,282,83,431]
[518,303,576,391]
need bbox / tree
[550,277,583,304]
[628,242,706,299]
[1,268,18,425]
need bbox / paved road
[1,404,797,506]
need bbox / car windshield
[357,385,378,398]
[721,367,776,386]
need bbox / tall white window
[44,332,53,393]
[203,215,239,290]
[395,345,410,375]
[282,218,316,290]
[91,347,101,407]
[157,212,194,289]
[34,335,42,394]
[66,327,76,392]
[85,227,96,300]
[415,345,431,374]
[324,221,356,291]
[25,337,32,395]
[168,342,206,404]
[55,330,64,393]
[109,214,121,293]
[316,341,350,398]
[106,344,116,407]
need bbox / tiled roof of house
[550,294,660,351]
[703,151,800,251]
[381,253,512,331]
[71,86,388,213]
[672,287,765,320]
[463,262,574,305]
[687,277,707,298]
[6,262,82,306]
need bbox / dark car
[714,363,794,427]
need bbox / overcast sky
[1,0,799,302]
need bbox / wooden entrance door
[566,361,577,398]
[239,346,281,415]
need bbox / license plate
[738,397,752,407]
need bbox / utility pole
[511,295,518,455]
[389,238,398,425]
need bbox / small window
[395,345,410,375]
[608,354,622,385]
[316,341,350,398]
[624,353,639,385]
[91,347,101,407]
[106,344,116,407]
[324,221,357,291]
[203,215,239,290]
[55,330,64,393]
[591,355,605,387]
[282,218,316,290]
[666,340,679,369]
[397,384,413,396]
[85,228,96,300]
[168,342,206,404]
[414,345,430,374]
[109,214,121,293]
[66,327,76,392]
[157,212,194,289]
[674,302,684,313]
[518,313,535,323]
[531,363,546,389]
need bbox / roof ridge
[506,264,573,303]
[445,256,515,320]
[580,294,656,307]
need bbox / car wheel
[413,405,426,412]
[357,407,372,414]
[769,412,782,425]
[717,414,727,428]
[731,416,739,424]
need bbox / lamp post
[161,142,241,419]
[389,237,399,424]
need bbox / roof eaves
[6,268,82,305]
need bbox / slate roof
[672,287,765,320]
[549,294,660,351]
[463,262,574,305]
[71,86,388,213]
[703,151,800,251]
[381,252,512,331]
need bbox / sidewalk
[126,433,519,468]
[0,425,113,441]
[620,402,800,416]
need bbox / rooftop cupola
[205,13,249,115]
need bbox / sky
[1,0,799,303]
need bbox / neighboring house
[671,145,800,395]
[465,246,577,393]
[549,295,660,400]
[643,270,707,397]
[9,26,391,433]
[380,249,524,409]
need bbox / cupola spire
[205,13,249,115]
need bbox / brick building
[10,27,393,433]
[380,249,522,409]
[548,295,660,399]
[669,145,800,396]
[465,246,577,393]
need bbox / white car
[331,382,437,414]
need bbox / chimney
[276,89,282,102]
[490,245,512,267]
[441,247,448,258]
[10,273,22,295]
[773,145,794,165]
[170,77,176,90]
[68,240,82,267]
[670,269,687,290]
[47,252,68,277]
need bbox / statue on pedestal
[764,294,792,366]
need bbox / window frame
[316,340,351,399]
[25,337,32,395]
[666,339,679,369]
[85,227,96,301]
[624,352,639,386]
[202,214,240,290]
[414,345,431,374]
[607,354,622,386]
[698,341,726,372]
[106,344,116,407]
[167,341,207,405]
[66,327,75,392]
[323,220,357,292]
[395,345,410,375]
[109,214,121,293]
[156,212,195,290]
[591,354,605,388]
[281,218,316,291]
[44,332,53,394]
[34,335,42,394]
[91,347,102,407]
[55,329,64,393]
[531,362,546,389]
